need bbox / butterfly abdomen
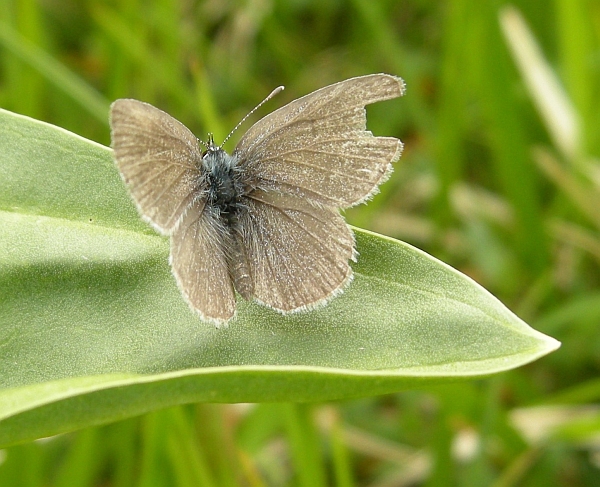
[200,148,254,301]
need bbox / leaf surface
[0,108,559,446]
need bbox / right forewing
[110,99,204,234]
[234,74,405,209]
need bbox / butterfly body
[201,145,245,220]
[198,143,255,303]
[110,74,405,326]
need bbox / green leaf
[0,108,559,446]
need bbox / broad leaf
[0,108,559,446]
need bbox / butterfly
[109,73,405,326]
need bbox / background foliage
[0,0,599,485]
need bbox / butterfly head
[201,133,222,156]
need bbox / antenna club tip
[267,86,285,99]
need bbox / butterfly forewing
[234,74,405,208]
[110,99,204,234]
[236,190,355,312]
[170,202,236,324]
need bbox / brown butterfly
[110,74,405,326]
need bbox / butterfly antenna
[197,136,209,150]
[219,85,285,148]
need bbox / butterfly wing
[110,99,204,234]
[234,74,405,208]
[234,190,355,313]
[170,202,236,325]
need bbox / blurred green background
[1,0,599,485]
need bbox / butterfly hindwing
[234,190,355,313]
[170,202,236,325]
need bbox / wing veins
[247,211,287,301]
[248,192,336,227]
[132,162,187,189]
[124,156,193,171]
[238,88,352,153]
[141,167,189,211]
[252,178,346,205]
[249,199,349,266]
[255,153,386,182]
